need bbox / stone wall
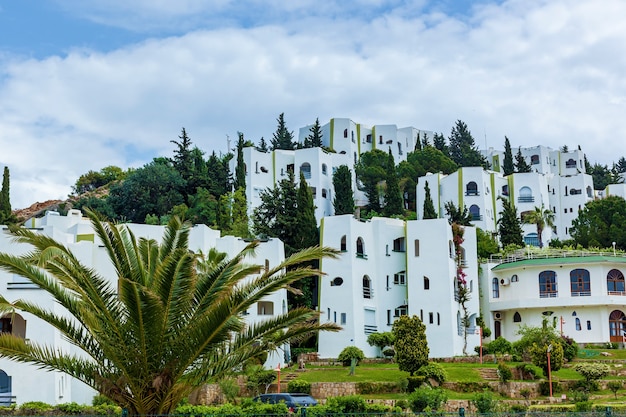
[311,382,357,398]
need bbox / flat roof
[491,256,626,271]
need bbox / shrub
[92,395,115,406]
[407,376,425,393]
[408,386,447,412]
[471,390,497,414]
[516,363,541,380]
[18,402,53,415]
[489,336,513,355]
[498,361,512,382]
[608,380,623,399]
[574,401,593,412]
[56,403,83,415]
[574,362,610,382]
[291,347,316,363]
[510,404,528,413]
[337,346,365,366]
[416,362,447,385]
[519,388,531,401]
[539,380,561,396]
[395,399,409,410]
[325,395,366,413]
[382,347,395,358]
[560,335,579,362]
[287,379,311,394]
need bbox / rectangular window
[341,313,347,325]
[429,312,434,324]
[587,320,591,330]
[387,310,392,325]
[393,237,406,252]
[257,301,274,315]
[394,272,406,285]
[394,306,408,317]
[414,239,420,256]
[334,311,337,323]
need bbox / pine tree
[444,201,472,226]
[433,132,449,157]
[422,181,437,219]
[498,197,524,247]
[256,137,268,153]
[270,113,295,150]
[448,120,488,168]
[515,147,532,173]
[235,132,246,191]
[421,132,430,149]
[414,133,422,151]
[170,128,194,181]
[503,136,514,176]
[383,149,403,216]
[304,118,323,148]
[332,165,354,215]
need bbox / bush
[489,336,513,355]
[471,390,497,414]
[608,380,623,398]
[337,346,365,366]
[574,362,610,382]
[574,401,593,412]
[407,376,425,393]
[18,402,53,415]
[408,386,447,412]
[92,395,115,406]
[287,379,311,394]
[291,347,316,363]
[516,363,541,380]
[395,399,409,410]
[416,362,447,385]
[560,335,578,362]
[498,361,512,382]
[325,395,366,413]
[539,380,561,396]
[510,404,528,413]
[56,403,83,415]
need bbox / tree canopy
[498,197,524,248]
[270,113,296,151]
[392,315,429,376]
[332,165,355,215]
[571,196,626,248]
[0,210,340,415]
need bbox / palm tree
[522,205,556,248]
[0,210,340,415]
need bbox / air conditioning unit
[500,277,510,286]
[494,312,503,320]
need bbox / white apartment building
[0,210,289,405]
[480,251,626,345]
[317,215,480,359]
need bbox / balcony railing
[571,291,591,297]
[518,196,535,203]
[490,248,626,266]
[356,253,368,259]
[608,291,626,296]
[540,291,558,298]
[364,325,377,334]
[465,190,479,196]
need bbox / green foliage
[218,377,240,403]
[471,390,497,413]
[503,136,515,175]
[234,132,247,191]
[498,197,524,247]
[92,395,115,406]
[574,362,610,382]
[498,361,512,382]
[515,147,532,172]
[476,227,499,259]
[72,165,126,195]
[422,181,438,219]
[515,320,564,373]
[571,195,626,249]
[287,379,311,394]
[271,112,296,150]
[354,149,389,212]
[444,201,472,225]
[303,118,323,148]
[290,347,316,363]
[246,366,276,396]
[448,120,488,168]
[0,211,340,415]
[332,165,355,215]
[337,346,365,366]
[607,380,622,398]
[366,332,395,356]
[392,315,429,376]
[18,402,53,414]
[217,187,250,238]
[408,386,447,412]
[383,149,403,217]
[416,362,447,384]
[407,376,425,393]
[522,205,555,248]
[560,335,579,362]
[488,336,513,355]
[324,395,366,413]
[539,380,561,396]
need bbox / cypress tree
[0,167,12,225]
[498,197,524,247]
[295,172,319,249]
[304,118,323,148]
[515,147,532,173]
[422,181,437,219]
[503,136,514,176]
[383,149,403,216]
[235,132,246,191]
[332,165,354,215]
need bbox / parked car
[253,393,318,412]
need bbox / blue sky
[0,0,624,209]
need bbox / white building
[480,250,626,345]
[0,210,289,405]
[317,215,480,359]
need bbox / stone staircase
[478,368,500,381]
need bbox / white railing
[490,249,626,265]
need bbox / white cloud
[1,0,625,209]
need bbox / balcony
[518,196,535,203]
[364,325,378,334]
[571,291,591,297]
[540,291,558,298]
[465,190,479,196]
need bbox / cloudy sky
[0,0,625,209]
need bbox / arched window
[0,370,11,406]
[492,278,499,298]
[363,275,372,299]
[607,269,625,294]
[530,154,539,165]
[300,162,311,179]
[424,276,430,290]
[575,318,581,330]
[518,186,534,203]
[340,235,347,251]
[513,312,522,323]
[565,158,577,168]
[609,310,626,342]
[469,204,481,221]
[343,128,348,138]
[570,269,591,296]
[466,181,478,196]
[356,237,365,258]
[539,270,557,298]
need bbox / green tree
[571,196,626,248]
[515,147,531,173]
[383,149,403,216]
[476,228,499,259]
[270,113,295,151]
[409,146,458,176]
[354,150,389,213]
[170,128,194,184]
[0,210,340,415]
[332,165,354,215]
[0,167,16,225]
[432,132,449,158]
[498,197,524,247]
[515,319,564,375]
[256,137,269,153]
[366,332,395,357]
[522,205,555,248]
[503,136,514,176]
[448,120,488,168]
[217,187,250,238]
[72,166,126,195]
[444,202,472,226]
[588,162,614,190]
[234,132,247,191]
[422,181,437,219]
[295,172,318,249]
[303,118,323,148]
[392,315,429,376]
[206,152,231,198]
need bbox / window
[575,318,581,331]
[570,269,591,296]
[356,237,366,258]
[366,134,372,143]
[300,162,311,179]
[309,187,316,199]
[265,259,270,271]
[0,318,11,334]
[570,188,582,195]
[322,189,327,198]
[387,310,392,325]
[341,313,347,325]
[331,277,344,286]
[607,269,625,294]
[287,163,294,173]
[539,270,558,298]
[398,142,403,156]
[492,277,499,298]
[379,135,383,144]
[394,271,406,285]
[429,312,434,324]
[343,128,348,138]
[351,131,355,143]
[393,237,406,252]
[511,274,519,282]
[502,185,509,196]
[363,275,372,298]
[531,154,539,165]
[255,162,259,173]
[513,312,521,323]
[437,313,440,325]
[587,186,593,198]
[466,181,478,196]
[469,204,481,221]
[257,301,274,315]
[322,164,327,175]
[414,239,420,256]
[518,186,534,203]
[340,235,347,251]
[395,305,408,317]
[565,158,577,168]
[587,320,591,330]
[424,276,430,290]
[610,310,626,340]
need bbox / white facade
[0,210,288,405]
[480,251,626,345]
[317,215,480,359]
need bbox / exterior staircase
[478,368,500,381]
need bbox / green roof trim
[492,255,626,271]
